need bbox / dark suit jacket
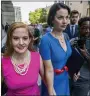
[65,24,78,39]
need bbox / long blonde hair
[4,22,34,57]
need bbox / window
[87,8,90,16]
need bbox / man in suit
[65,10,79,40]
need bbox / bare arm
[43,60,56,95]
[39,37,56,95]
[39,56,44,81]
[39,57,56,95]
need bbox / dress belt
[54,66,68,75]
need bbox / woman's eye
[57,17,63,19]
[13,37,18,40]
[66,16,69,19]
[23,38,28,40]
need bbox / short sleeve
[39,37,51,60]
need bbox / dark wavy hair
[78,17,90,27]
[70,10,79,17]
[47,3,71,27]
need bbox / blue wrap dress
[39,32,72,95]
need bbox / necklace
[59,34,64,43]
[11,50,31,75]
[51,32,64,43]
[54,33,64,43]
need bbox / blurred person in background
[65,10,79,42]
[1,24,7,53]
[71,17,90,96]
[44,25,52,34]
[5,22,9,33]
[33,28,41,51]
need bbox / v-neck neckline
[48,32,68,53]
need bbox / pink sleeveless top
[2,52,40,96]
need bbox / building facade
[65,1,90,17]
[14,6,22,22]
[53,0,90,17]
[1,1,15,26]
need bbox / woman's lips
[17,46,25,50]
[62,25,67,28]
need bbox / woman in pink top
[1,22,44,96]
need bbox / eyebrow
[12,36,28,37]
[56,15,69,17]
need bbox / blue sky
[12,2,54,23]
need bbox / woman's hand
[73,71,80,82]
[48,87,56,96]
[53,88,56,95]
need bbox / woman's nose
[63,18,67,24]
[19,39,23,44]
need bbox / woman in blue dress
[39,3,72,96]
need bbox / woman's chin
[15,48,27,54]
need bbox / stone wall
[1,1,15,26]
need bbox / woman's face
[11,28,30,54]
[80,21,90,37]
[53,8,69,32]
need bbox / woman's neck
[12,50,29,60]
[52,29,63,38]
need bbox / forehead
[56,8,68,16]
[71,13,79,17]
[12,28,29,36]
[12,28,29,37]
[80,21,90,26]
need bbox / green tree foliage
[29,8,48,24]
